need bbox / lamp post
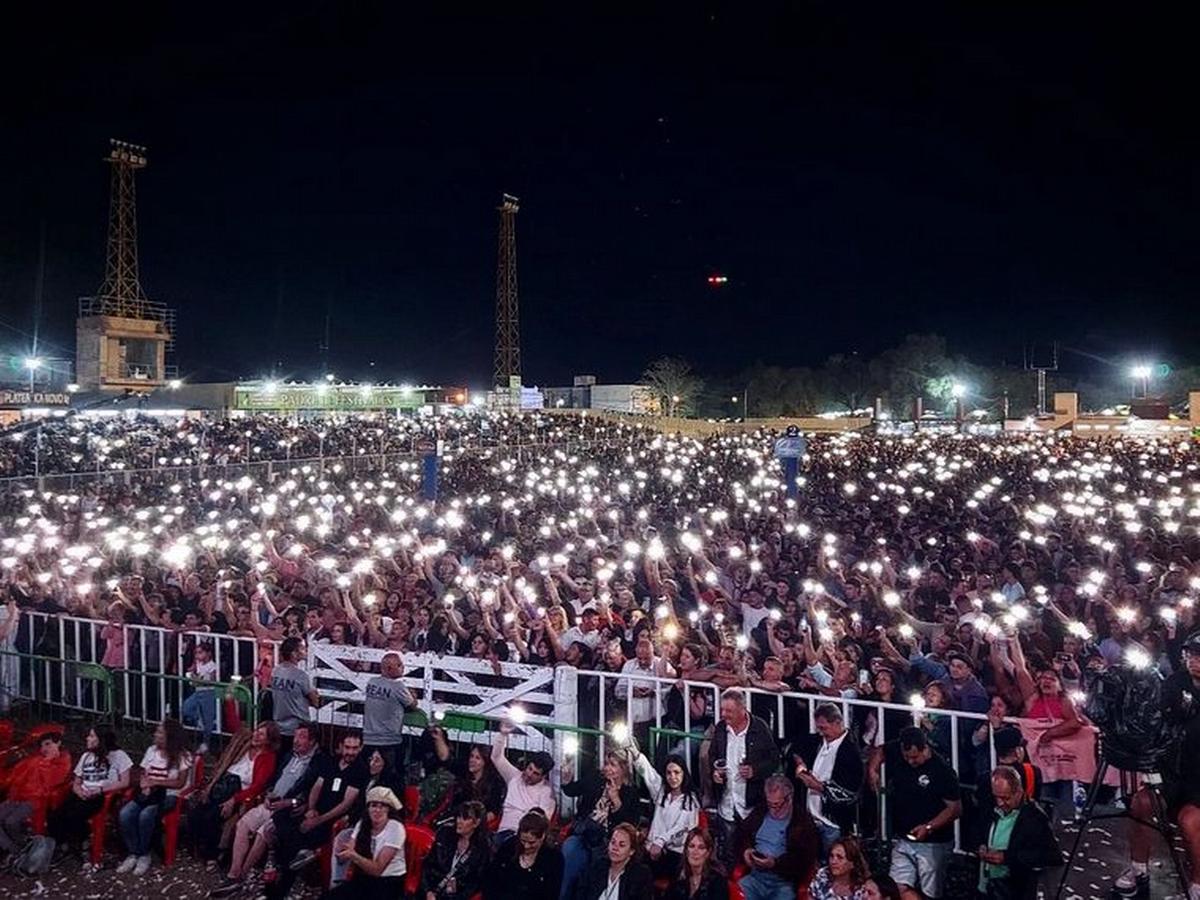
[24,356,42,393]
[951,382,967,428]
[1129,364,1152,400]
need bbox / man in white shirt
[709,689,777,870]
[559,606,603,650]
[793,703,863,860]
[617,635,675,745]
[491,718,557,845]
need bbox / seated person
[664,828,726,900]
[491,720,555,844]
[0,731,72,860]
[211,721,323,897]
[573,822,652,900]
[483,810,564,900]
[420,801,491,900]
[327,786,407,900]
[735,774,819,900]
[118,720,192,876]
[47,727,133,862]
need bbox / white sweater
[634,752,699,853]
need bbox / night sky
[0,4,1195,390]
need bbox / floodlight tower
[76,140,176,391]
[493,193,521,393]
[1024,341,1058,417]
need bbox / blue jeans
[739,870,796,900]
[182,688,217,743]
[119,796,176,856]
[815,820,841,862]
[559,834,594,900]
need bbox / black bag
[207,772,243,805]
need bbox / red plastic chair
[162,755,205,866]
[314,815,349,890]
[403,823,436,896]
[88,790,124,865]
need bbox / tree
[642,357,704,417]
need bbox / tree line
[640,334,1200,420]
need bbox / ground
[0,812,1186,900]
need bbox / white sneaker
[117,855,139,874]
[134,854,153,876]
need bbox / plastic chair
[88,790,123,865]
[314,815,348,890]
[162,755,205,866]
[403,823,436,896]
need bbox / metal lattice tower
[493,193,521,389]
[95,140,149,318]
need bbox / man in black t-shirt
[265,732,366,900]
[868,727,961,900]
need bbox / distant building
[543,375,656,413]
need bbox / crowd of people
[0,410,1199,900]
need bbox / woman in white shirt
[329,786,407,899]
[117,720,191,876]
[632,750,700,880]
[48,728,134,862]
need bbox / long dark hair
[659,753,700,810]
[353,803,402,860]
[676,827,717,884]
[87,727,121,768]
[830,836,870,887]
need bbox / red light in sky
[707,274,728,285]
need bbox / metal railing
[0,437,629,488]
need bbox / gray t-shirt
[269,662,313,736]
[363,674,416,745]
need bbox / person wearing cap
[941,650,989,714]
[1113,630,1200,900]
[327,785,407,898]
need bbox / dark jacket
[420,824,491,899]
[709,714,778,811]
[982,802,1063,900]
[792,732,863,833]
[664,870,727,900]
[561,771,640,843]
[734,799,819,886]
[483,841,563,900]
[573,858,654,900]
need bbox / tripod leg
[1147,785,1190,897]
[1057,762,1108,900]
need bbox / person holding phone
[866,728,961,900]
[733,775,819,900]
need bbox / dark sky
[1,3,1196,389]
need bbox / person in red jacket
[0,731,72,858]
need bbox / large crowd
[0,411,1198,900]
